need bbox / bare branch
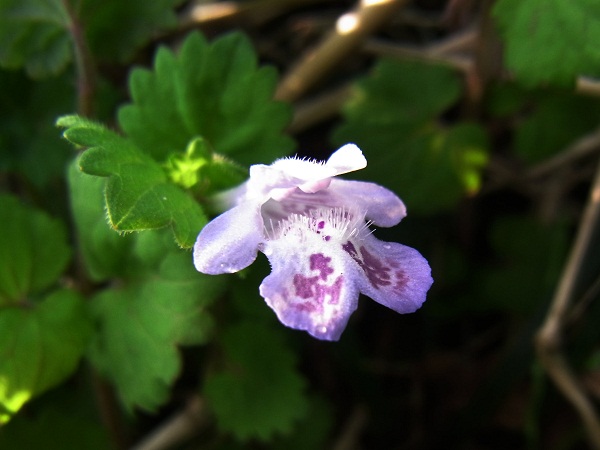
[535,157,600,449]
[275,0,409,103]
[130,396,209,450]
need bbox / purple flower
[194,144,433,341]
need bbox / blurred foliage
[333,59,488,214]
[493,0,600,87]
[1,0,600,449]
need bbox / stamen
[266,207,367,244]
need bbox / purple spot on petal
[324,235,331,241]
[343,241,408,293]
[310,253,334,281]
[318,220,325,229]
[394,270,408,292]
[294,274,319,298]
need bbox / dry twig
[535,157,600,449]
[130,396,208,450]
[275,0,409,103]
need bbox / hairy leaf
[0,290,91,423]
[58,115,207,248]
[493,0,600,86]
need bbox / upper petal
[193,203,264,274]
[342,234,433,313]
[325,143,367,174]
[329,179,407,227]
[259,222,361,341]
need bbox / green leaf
[58,115,207,248]
[0,0,183,78]
[118,31,295,165]
[332,59,488,214]
[163,137,247,195]
[493,0,600,86]
[204,321,308,441]
[0,289,91,423]
[0,194,71,305]
[87,231,226,411]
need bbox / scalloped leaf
[118,31,295,165]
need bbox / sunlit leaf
[0,290,91,423]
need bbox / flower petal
[329,179,406,227]
[342,234,433,313]
[325,143,367,174]
[260,237,360,341]
[193,203,263,274]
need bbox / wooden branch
[275,0,409,103]
[180,0,326,27]
[535,157,600,449]
[287,84,352,134]
[527,127,600,180]
[130,396,208,450]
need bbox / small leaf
[118,31,295,165]
[204,321,308,441]
[0,194,70,305]
[493,0,600,86]
[87,231,226,411]
[163,137,247,194]
[58,115,207,248]
[0,289,92,423]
